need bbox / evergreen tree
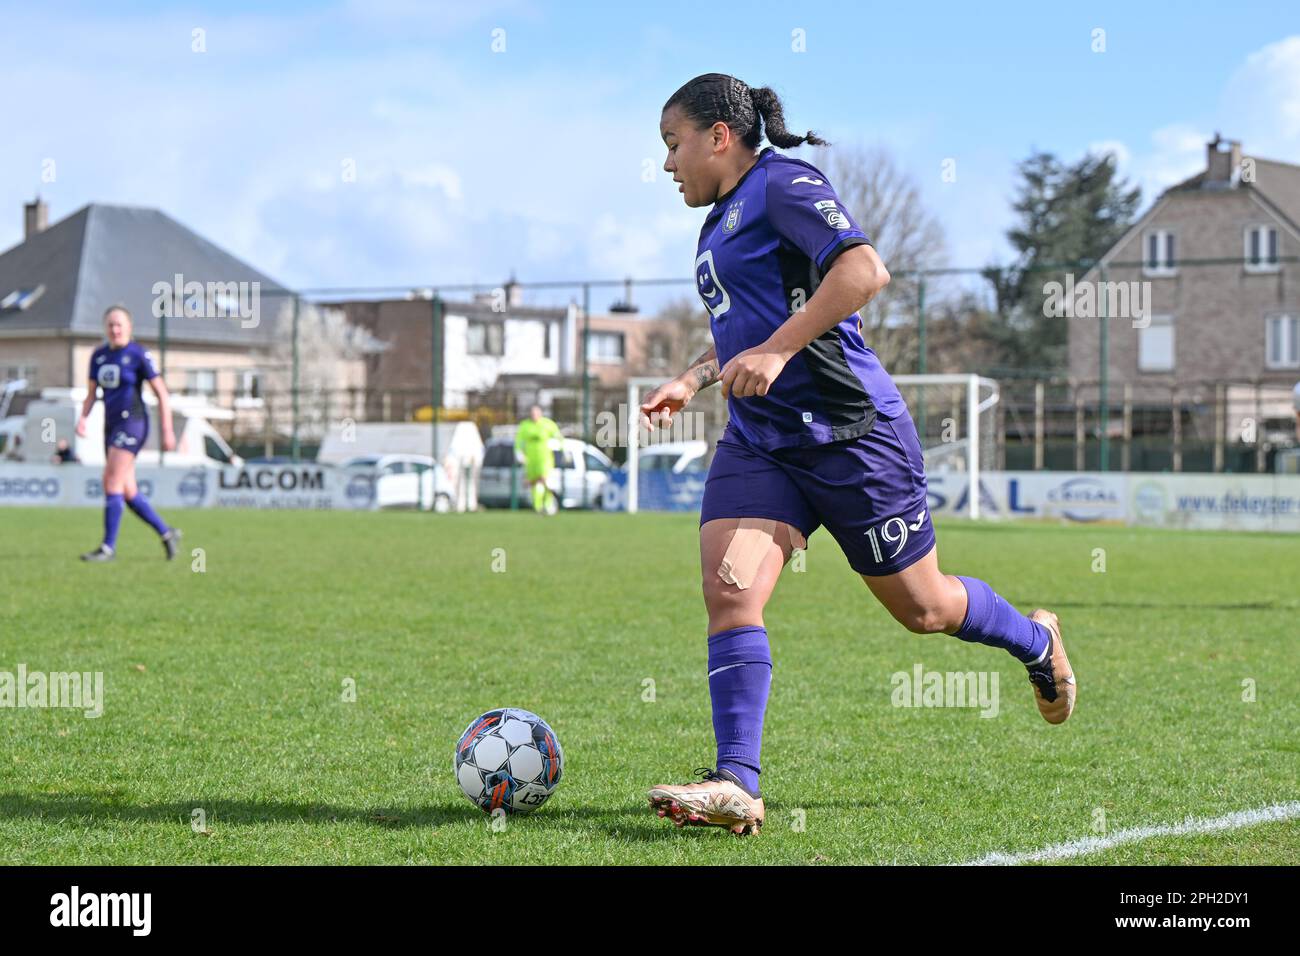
[985,151,1141,373]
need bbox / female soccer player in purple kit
[642,74,1076,835]
[77,305,182,562]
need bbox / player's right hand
[75,416,87,438]
[639,378,693,431]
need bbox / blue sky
[2,0,1297,312]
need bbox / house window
[1138,315,1174,371]
[186,368,218,396]
[543,324,552,359]
[587,331,625,363]
[1244,225,1279,272]
[467,320,504,356]
[1266,314,1299,369]
[0,284,46,312]
[1143,231,1176,276]
[0,362,37,383]
[237,369,261,399]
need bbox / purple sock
[103,493,124,551]
[953,576,1050,665]
[126,492,169,536]
[707,625,771,797]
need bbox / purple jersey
[90,341,158,424]
[695,146,905,450]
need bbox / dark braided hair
[664,73,830,150]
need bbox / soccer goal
[625,373,999,518]
[893,374,1000,519]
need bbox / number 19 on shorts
[863,509,929,565]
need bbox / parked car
[637,440,709,475]
[338,454,457,512]
[478,437,612,509]
[10,389,242,467]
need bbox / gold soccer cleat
[1027,609,1076,724]
[647,768,765,836]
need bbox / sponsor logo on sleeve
[792,176,825,186]
[813,199,849,230]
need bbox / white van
[14,389,241,467]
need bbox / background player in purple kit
[76,305,182,562]
[641,74,1078,835]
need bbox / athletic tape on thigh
[717,519,807,590]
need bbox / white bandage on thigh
[718,518,805,590]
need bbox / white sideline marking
[961,801,1300,866]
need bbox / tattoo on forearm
[692,363,719,391]
[685,347,719,391]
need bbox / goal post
[893,374,1000,520]
[625,376,667,515]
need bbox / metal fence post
[1033,380,1045,470]
[1171,386,1182,473]
[1074,388,1085,471]
[581,283,591,443]
[1099,261,1110,471]
[1122,383,1133,472]
[916,273,927,437]
[291,294,300,461]
[1213,383,1224,473]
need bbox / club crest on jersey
[814,199,849,230]
[722,199,744,234]
[694,249,731,318]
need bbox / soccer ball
[454,708,564,814]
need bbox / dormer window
[0,284,46,311]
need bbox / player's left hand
[718,344,790,399]
[162,429,176,452]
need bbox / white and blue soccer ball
[454,708,564,814]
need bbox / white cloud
[1220,35,1300,159]
[0,4,694,299]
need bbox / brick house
[1069,135,1299,415]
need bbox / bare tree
[810,144,947,374]
[262,299,387,439]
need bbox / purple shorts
[105,415,148,456]
[700,409,935,576]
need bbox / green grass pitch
[2,507,1296,865]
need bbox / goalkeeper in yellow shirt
[515,405,561,514]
